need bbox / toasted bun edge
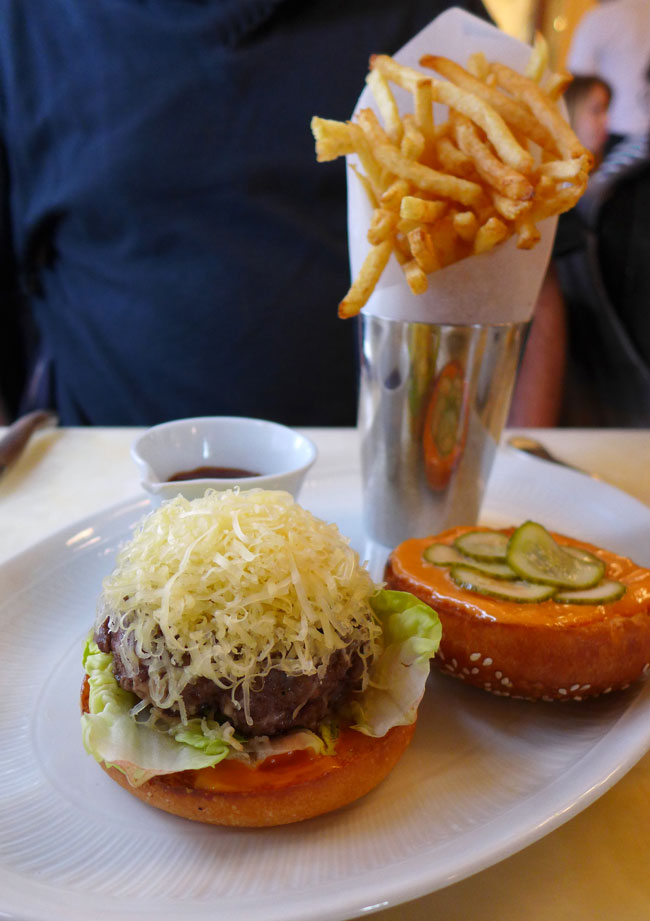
[81,677,416,826]
[384,550,650,702]
[97,722,416,827]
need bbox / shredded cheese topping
[97,489,381,723]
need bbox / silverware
[507,434,600,479]
[0,410,58,476]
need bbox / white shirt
[568,0,650,136]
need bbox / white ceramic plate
[2,449,650,921]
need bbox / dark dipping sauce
[168,465,260,481]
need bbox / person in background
[508,71,611,428]
[554,126,650,427]
[551,74,611,272]
[568,0,650,151]
[509,65,650,428]
[563,75,612,167]
[0,0,489,428]
[508,73,612,428]
[506,262,568,429]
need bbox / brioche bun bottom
[97,722,415,827]
[385,529,650,702]
[423,591,650,700]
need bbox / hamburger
[385,521,650,701]
[81,489,441,826]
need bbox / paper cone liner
[347,7,558,325]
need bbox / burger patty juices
[81,489,441,826]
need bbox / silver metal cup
[358,315,527,549]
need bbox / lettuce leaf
[81,640,326,786]
[81,641,233,785]
[80,589,440,784]
[350,590,442,737]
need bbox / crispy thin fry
[350,163,378,208]
[403,258,429,294]
[525,32,548,83]
[380,178,411,212]
[367,207,399,244]
[473,197,497,225]
[527,180,588,222]
[401,114,426,160]
[474,216,509,254]
[466,51,488,80]
[339,239,393,318]
[356,107,393,148]
[545,70,573,101]
[400,195,447,222]
[420,55,557,154]
[429,214,466,266]
[452,113,534,200]
[452,210,479,243]
[347,122,385,197]
[397,217,420,235]
[433,120,452,140]
[489,62,589,162]
[537,158,586,180]
[516,221,541,250]
[435,135,477,179]
[407,227,441,273]
[366,70,403,144]
[489,190,533,221]
[393,233,412,264]
[431,78,535,174]
[369,54,426,92]
[365,138,485,207]
[413,79,435,146]
[310,117,356,162]
[535,174,558,200]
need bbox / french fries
[400,196,447,223]
[488,62,592,164]
[338,238,393,319]
[311,37,592,317]
[419,55,558,157]
[525,32,549,84]
[451,113,534,200]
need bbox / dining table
[1,423,649,921]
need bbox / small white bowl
[131,416,317,503]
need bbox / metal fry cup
[358,315,526,548]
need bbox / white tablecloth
[1,425,650,920]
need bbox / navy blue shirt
[1,0,488,425]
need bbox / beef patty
[94,617,367,737]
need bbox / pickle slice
[423,543,517,579]
[453,530,509,562]
[555,580,626,605]
[450,564,557,602]
[564,545,603,565]
[507,521,605,589]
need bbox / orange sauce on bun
[386,526,650,701]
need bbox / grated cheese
[97,489,381,724]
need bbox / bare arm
[508,263,567,427]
